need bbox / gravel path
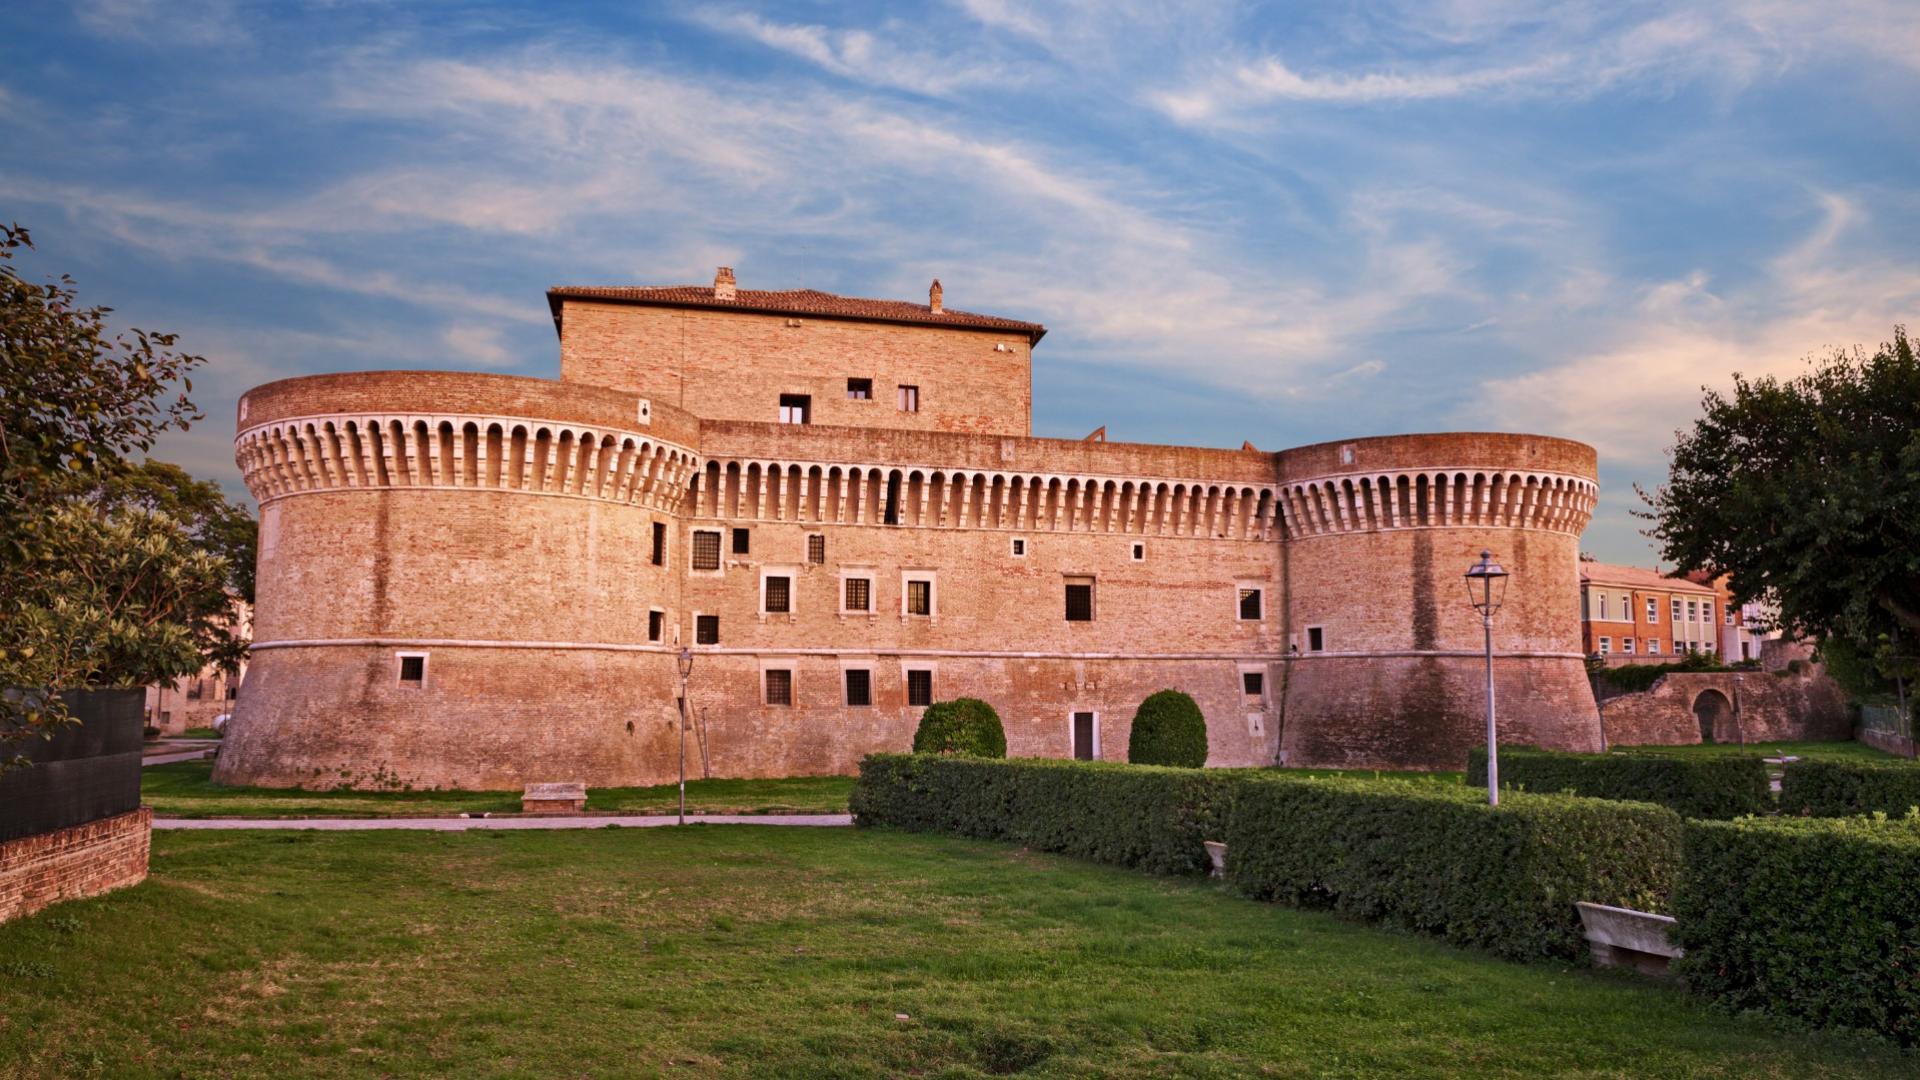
[155,814,853,830]
[143,749,217,767]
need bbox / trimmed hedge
[1126,689,1207,767]
[1779,758,1920,817]
[851,754,1236,876]
[1673,814,1920,1045]
[1227,775,1682,961]
[911,698,1007,758]
[1466,746,1772,819]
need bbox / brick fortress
[218,270,1604,790]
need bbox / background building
[1578,561,1722,664]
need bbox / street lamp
[677,647,694,825]
[1464,550,1509,806]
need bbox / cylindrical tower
[216,371,700,790]
[1273,433,1602,770]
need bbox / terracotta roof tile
[548,284,1046,342]
[1578,561,1717,593]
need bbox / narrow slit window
[807,534,825,564]
[845,669,871,707]
[691,530,721,570]
[765,669,793,706]
[906,669,933,707]
[696,614,720,645]
[651,521,667,566]
[647,610,663,642]
[764,575,792,614]
[1064,577,1094,622]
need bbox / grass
[1,827,1909,1078]
[178,727,223,740]
[141,760,854,818]
[1613,739,1900,761]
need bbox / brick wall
[0,808,151,924]
[1599,669,1850,746]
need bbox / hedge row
[1466,746,1772,819]
[1674,814,1920,1046]
[1779,758,1920,817]
[850,754,1237,876]
[1225,775,1681,962]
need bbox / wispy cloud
[694,10,1012,97]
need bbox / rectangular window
[1647,597,1658,623]
[1623,638,1636,654]
[846,378,872,400]
[1239,588,1263,621]
[651,521,667,566]
[1064,577,1094,622]
[807,534,825,564]
[1243,671,1264,696]
[906,668,933,707]
[1307,626,1325,652]
[1131,542,1145,561]
[765,669,793,706]
[1725,607,1735,625]
[764,575,791,614]
[397,653,426,687]
[1011,538,1026,557]
[897,384,919,413]
[1647,638,1660,654]
[1687,600,1699,622]
[1599,594,1609,620]
[844,576,871,612]
[696,614,719,645]
[225,684,237,700]
[845,668,871,707]
[906,578,932,617]
[1672,598,1683,623]
[1599,636,1612,655]
[732,527,750,555]
[691,530,721,570]
[647,610,663,642]
[778,394,811,424]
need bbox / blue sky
[4,1,1917,564]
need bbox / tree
[92,461,256,604]
[1126,689,1207,767]
[1,223,226,764]
[1642,328,1920,686]
[912,698,1007,757]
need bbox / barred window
[906,669,933,707]
[844,577,871,612]
[692,530,721,570]
[845,668,871,707]
[696,615,719,644]
[906,579,932,616]
[1243,671,1264,696]
[1238,588,1263,621]
[765,575,791,614]
[807,534,825,564]
[1064,577,1094,622]
[765,669,793,706]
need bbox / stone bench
[521,782,587,814]
[1575,901,1683,976]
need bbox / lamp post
[1464,551,1509,806]
[676,647,694,825]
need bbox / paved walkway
[155,813,853,830]
[143,748,217,767]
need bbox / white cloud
[695,11,1011,97]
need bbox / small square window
[692,530,721,570]
[847,378,872,400]
[1649,639,1662,654]
[1307,626,1324,652]
[1243,671,1264,696]
[1623,638,1636,654]
[898,384,919,413]
[1131,542,1145,561]
[764,575,791,614]
[807,534,825,564]
[648,610,663,642]
[1064,577,1094,622]
[906,579,932,617]
[1011,538,1026,557]
[696,615,719,645]
[397,654,426,686]
[765,669,793,706]
[779,394,811,424]
[845,669,871,707]
[906,668,933,707]
[844,577,871,612]
[651,522,667,566]
[1238,588,1263,621]
[732,528,750,555]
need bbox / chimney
[713,266,737,301]
[929,278,943,314]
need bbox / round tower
[1273,433,1602,770]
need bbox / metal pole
[677,658,689,826]
[1485,610,1499,807]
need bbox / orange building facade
[1578,561,1722,664]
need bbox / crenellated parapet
[1275,468,1596,538]
[236,414,699,512]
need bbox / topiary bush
[911,697,1006,757]
[1779,758,1920,817]
[1126,689,1207,767]
[1466,745,1772,819]
[1673,813,1920,1045]
[1228,774,1683,962]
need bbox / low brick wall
[1601,669,1848,747]
[0,808,152,924]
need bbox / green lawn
[1614,739,1900,761]
[0,828,1906,1078]
[141,760,854,818]
[178,727,223,740]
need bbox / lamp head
[1463,550,1509,616]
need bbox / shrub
[1779,758,1920,817]
[911,698,1006,758]
[1227,774,1682,962]
[1466,746,1772,819]
[1594,654,1729,693]
[1673,814,1920,1045]
[850,754,1236,875]
[1126,689,1207,767]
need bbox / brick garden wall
[1600,669,1850,747]
[0,808,151,924]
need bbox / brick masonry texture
[1598,670,1850,747]
[0,808,151,924]
[219,283,1606,790]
